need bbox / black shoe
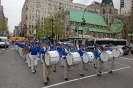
[99,71,102,74]
[34,70,36,73]
[47,77,49,81]
[64,78,68,81]
[109,71,113,74]
[32,72,35,74]
[61,66,64,67]
[80,74,84,77]
[97,74,101,76]
[53,69,56,72]
[44,82,47,85]
[94,64,96,68]
[85,68,87,70]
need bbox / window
[103,9,105,14]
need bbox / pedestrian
[4,41,7,50]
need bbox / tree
[36,18,51,38]
[35,11,65,41]
[0,16,8,35]
[52,11,64,40]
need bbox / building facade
[21,0,88,37]
[62,0,122,39]
[88,1,101,14]
[0,0,8,36]
[100,0,118,26]
[120,0,133,16]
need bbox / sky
[1,0,120,33]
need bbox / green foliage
[35,11,64,40]
[53,11,64,36]
[0,16,8,34]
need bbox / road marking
[118,57,133,63]
[121,57,133,61]
[115,62,129,67]
[1,49,5,50]
[42,66,130,88]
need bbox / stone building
[21,0,88,37]
[62,0,123,40]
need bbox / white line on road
[42,66,130,88]
[115,63,129,67]
[121,57,133,61]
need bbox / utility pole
[50,17,54,44]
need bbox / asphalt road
[0,45,133,88]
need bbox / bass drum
[100,51,113,62]
[112,48,124,58]
[83,52,94,63]
[45,51,60,66]
[67,52,81,66]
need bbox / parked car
[0,36,9,48]
[114,45,130,55]
[129,44,133,50]
[131,47,133,54]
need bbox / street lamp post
[81,7,88,43]
[50,17,54,44]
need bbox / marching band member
[42,41,53,85]
[50,44,57,72]
[60,44,65,67]
[94,44,104,76]
[22,41,27,61]
[29,42,39,74]
[106,43,115,73]
[39,42,46,63]
[27,42,33,68]
[15,41,19,52]
[19,41,23,58]
[84,45,90,70]
[62,44,71,81]
[78,44,86,77]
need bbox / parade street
[0,45,133,88]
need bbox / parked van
[0,36,9,48]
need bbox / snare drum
[100,51,113,62]
[67,52,81,66]
[112,48,123,58]
[45,51,60,66]
[83,52,94,63]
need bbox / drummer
[78,44,87,77]
[62,44,71,81]
[60,43,65,67]
[94,44,104,76]
[42,41,53,85]
[106,43,115,73]
[50,44,58,72]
